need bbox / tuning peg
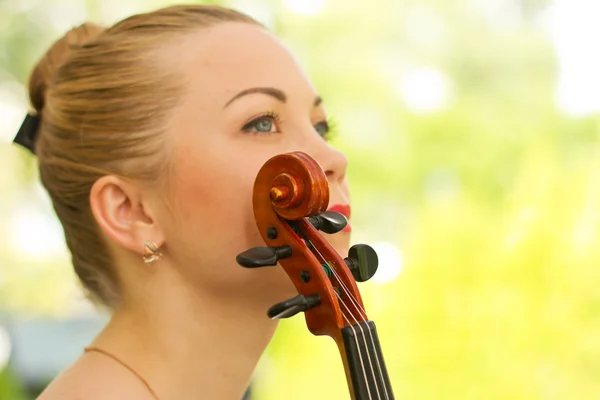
[267,294,321,319]
[344,244,379,282]
[307,211,348,234]
[236,245,292,268]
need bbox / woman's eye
[242,114,280,134]
[254,118,273,132]
[314,120,330,138]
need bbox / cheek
[165,149,266,267]
[164,153,297,298]
[173,166,254,241]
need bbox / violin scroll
[258,152,329,220]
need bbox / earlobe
[89,176,164,256]
[143,241,162,264]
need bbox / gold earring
[143,241,162,264]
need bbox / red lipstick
[327,204,352,233]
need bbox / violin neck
[340,321,394,400]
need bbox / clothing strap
[84,346,161,400]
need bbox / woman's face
[159,22,350,302]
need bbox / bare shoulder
[36,352,154,400]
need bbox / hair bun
[28,22,104,113]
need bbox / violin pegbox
[235,151,394,400]
[236,152,376,328]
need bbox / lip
[327,204,352,233]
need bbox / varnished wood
[251,152,392,399]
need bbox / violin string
[308,239,386,400]
[306,239,375,396]
[304,228,390,400]
[321,250,390,400]
[330,269,387,400]
[340,303,373,400]
[330,264,389,400]
[300,220,390,399]
[305,238,366,319]
[308,244,368,318]
[337,291,378,400]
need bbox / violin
[237,152,394,400]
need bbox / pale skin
[38,22,351,400]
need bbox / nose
[309,137,348,183]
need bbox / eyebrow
[224,86,323,109]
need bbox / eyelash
[241,111,336,141]
[241,111,282,133]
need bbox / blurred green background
[2,0,600,399]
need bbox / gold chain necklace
[84,346,161,400]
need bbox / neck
[90,268,278,400]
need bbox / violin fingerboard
[341,321,394,400]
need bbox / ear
[89,175,164,256]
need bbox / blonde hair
[28,5,262,308]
